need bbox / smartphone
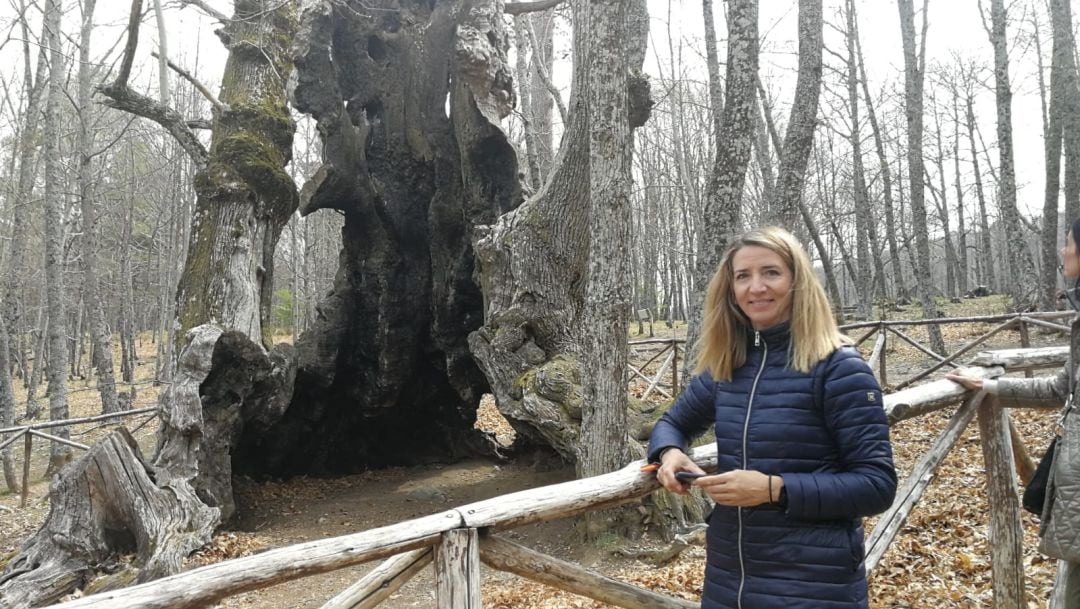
[675,471,705,482]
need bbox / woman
[648,226,896,609]
[947,218,1080,606]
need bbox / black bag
[1023,436,1059,516]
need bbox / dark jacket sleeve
[783,348,897,520]
[646,371,716,462]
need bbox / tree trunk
[76,0,120,414]
[685,0,758,376]
[898,0,946,355]
[966,90,997,292]
[768,0,822,232]
[466,0,650,464]
[578,0,644,538]
[119,173,137,384]
[952,96,970,296]
[1050,0,1080,223]
[844,0,872,319]
[0,314,17,492]
[987,0,1037,308]
[42,0,72,474]
[1042,0,1068,309]
[856,24,904,301]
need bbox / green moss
[84,568,138,595]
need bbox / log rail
[34,340,1073,609]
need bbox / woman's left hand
[697,470,779,507]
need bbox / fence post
[435,528,481,608]
[1018,318,1032,378]
[977,395,1028,609]
[671,340,679,397]
[21,431,31,508]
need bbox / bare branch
[504,0,565,16]
[97,82,209,168]
[523,16,567,124]
[178,0,228,23]
[152,50,227,113]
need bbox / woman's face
[1062,231,1080,280]
[731,245,794,331]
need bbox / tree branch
[115,0,145,88]
[178,0,228,23]
[504,0,565,16]
[152,51,227,113]
[523,16,567,124]
[97,82,209,168]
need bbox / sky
[0,0,1058,221]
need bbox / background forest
[0,0,1077,605]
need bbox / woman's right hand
[656,448,705,495]
[945,371,984,391]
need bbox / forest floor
[0,294,1069,608]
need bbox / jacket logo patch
[867,392,876,402]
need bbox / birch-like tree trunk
[951,98,970,296]
[898,0,946,355]
[768,0,822,232]
[1050,0,1080,223]
[965,86,997,291]
[1041,0,1068,309]
[985,0,1037,308]
[844,0,872,318]
[686,0,758,368]
[42,0,72,473]
[856,22,904,300]
[76,0,120,414]
[578,0,640,537]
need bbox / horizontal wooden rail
[0,408,157,437]
[840,310,1072,331]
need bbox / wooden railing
[37,344,1069,609]
[0,408,158,507]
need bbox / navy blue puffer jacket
[648,323,896,609]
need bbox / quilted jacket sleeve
[646,371,715,463]
[994,362,1070,407]
[783,348,897,521]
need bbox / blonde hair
[694,226,848,381]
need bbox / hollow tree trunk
[240,0,521,476]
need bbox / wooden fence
[0,408,158,507]
[31,341,1071,609]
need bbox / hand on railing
[945,371,984,392]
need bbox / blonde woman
[648,226,896,609]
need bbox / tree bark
[42,0,72,473]
[768,0,822,232]
[685,0,758,376]
[76,0,120,414]
[898,0,946,355]
[986,0,1037,308]
[965,86,997,292]
[844,0,872,319]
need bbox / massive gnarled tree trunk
[237,0,522,476]
[465,0,651,464]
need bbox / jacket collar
[745,320,791,350]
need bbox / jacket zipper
[738,330,768,609]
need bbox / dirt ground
[0,297,1071,608]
